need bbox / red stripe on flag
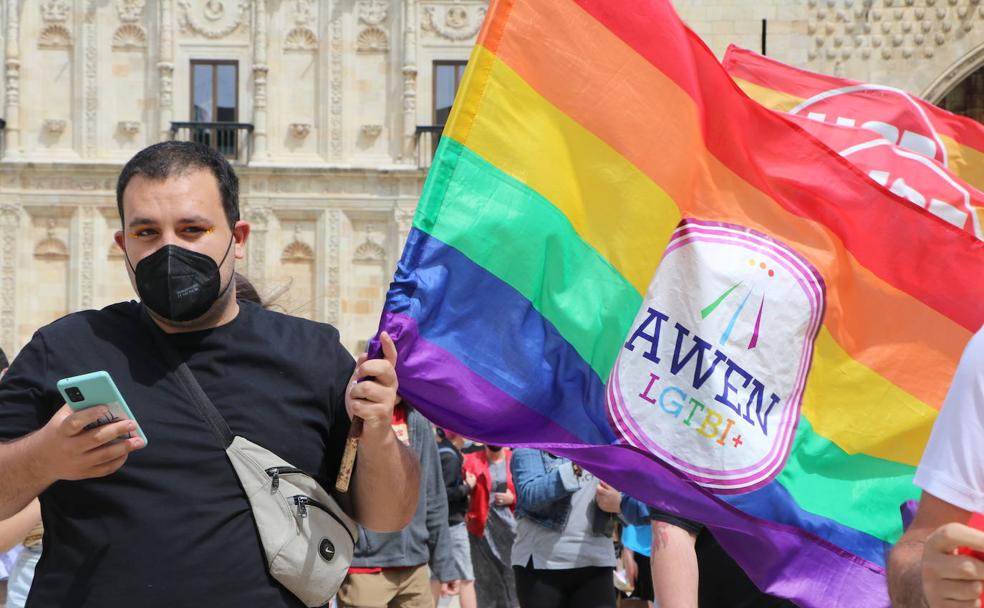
[572,0,984,332]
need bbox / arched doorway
[938,66,984,124]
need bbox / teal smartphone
[56,371,147,445]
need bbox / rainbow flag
[723,45,984,192]
[376,0,984,605]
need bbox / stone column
[83,0,99,157]
[79,206,95,309]
[158,0,175,142]
[251,0,269,160]
[0,204,21,352]
[243,206,270,284]
[4,0,21,157]
[325,209,341,326]
[402,0,418,163]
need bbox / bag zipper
[291,495,355,545]
[266,466,306,491]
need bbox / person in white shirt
[888,327,984,607]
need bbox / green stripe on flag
[414,136,642,380]
[778,415,919,544]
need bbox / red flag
[781,112,984,238]
[724,45,984,194]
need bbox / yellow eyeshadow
[128,226,216,238]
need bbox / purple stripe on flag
[378,310,888,608]
[546,443,889,608]
[379,310,587,446]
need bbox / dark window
[939,68,984,126]
[433,61,467,126]
[190,60,239,157]
[430,61,467,156]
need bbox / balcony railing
[415,125,445,169]
[169,121,254,164]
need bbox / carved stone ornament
[289,123,312,138]
[177,0,251,38]
[361,124,383,138]
[446,5,469,29]
[158,62,175,109]
[117,0,147,22]
[118,121,140,136]
[353,239,386,263]
[204,0,224,20]
[356,27,389,52]
[284,27,318,51]
[282,226,315,261]
[358,0,390,26]
[293,0,314,25]
[38,24,73,49]
[806,0,977,64]
[41,0,71,22]
[43,119,67,134]
[34,220,69,261]
[421,5,487,41]
[112,24,148,50]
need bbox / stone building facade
[0,0,981,358]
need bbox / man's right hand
[465,471,477,490]
[922,523,984,607]
[33,404,145,483]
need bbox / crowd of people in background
[0,140,981,608]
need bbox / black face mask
[127,238,234,323]
[486,445,503,452]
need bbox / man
[888,328,984,607]
[0,141,420,607]
[434,428,478,608]
[339,404,457,607]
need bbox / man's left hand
[346,331,400,438]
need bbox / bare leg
[649,521,698,608]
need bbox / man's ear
[232,221,250,260]
[113,230,125,251]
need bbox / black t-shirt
[0,300,354,608]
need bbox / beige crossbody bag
[147,317,358,607]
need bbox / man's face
[114,169,249,298]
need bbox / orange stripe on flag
[487,0,969,409]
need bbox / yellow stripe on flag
[803,328,937,466]
[733,77,804,112]
[942,133,984,193]
[448,47,683,296]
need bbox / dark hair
[116,141,240,228]
[0,346,8,369]
[234,272,263,306]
